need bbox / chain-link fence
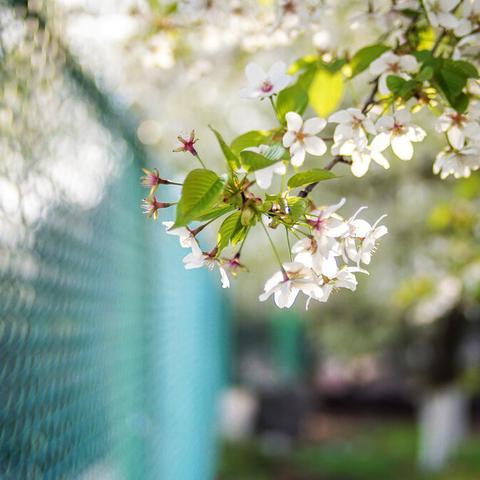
[0,3,227,479]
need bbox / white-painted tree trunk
[418,384,468,472]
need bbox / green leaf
[450,92,469,113]
[240,151,277,172]
[276,85,309,122]
[413,50,434,64]
[217,211,242,253]
[446,60,479,79]
[209,126,241,171]
[263,144,286,162]
[175,169,225,226]
[417,66,434,82]
[349,44,390,77]
[286,197,308,223]
[231,225,248,246]
[386,75,407,94]
[196,204,234,222]
[230,130,273,156]
[287,168,336,189]
[308,68,344,117]
[288,55,318,74]
[295,65,317,91]
[387,76,418,100]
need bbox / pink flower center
[392,122,405,135]
[261,80,274,93]
[449,112,466,126]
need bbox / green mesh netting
[0,4,226,479]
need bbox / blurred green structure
[0,3,227,479]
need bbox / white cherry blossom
[243,144,286,189]
[162,221,196,248]
[328,108,376,144]
[239,61,291,100]
[344,215,388,265]
[369,51,419,95]
[183,242,230,288]
[282,111,327,166]
[259,262,324,309]
[371,109,426,160]
[455,0,480,36]
[320,267,367,303]
[424,0,459,29]
[433,146,480,179]
[332,138,390,177]
[292,237,339,278]
[306,198,350,244]
[435,108,480,150]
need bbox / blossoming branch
[141,0,480,309]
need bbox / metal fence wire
[0,3,227,479]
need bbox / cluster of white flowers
[433,106,480,178]
[240,60,431,179]
[259,199,388,308]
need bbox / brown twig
[298,156,353,198]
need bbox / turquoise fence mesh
[0,4,226,479]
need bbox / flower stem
[195,153,207,168]
[285,226,292,261]
[269,96,278,117]
[261,220,286,273]
[191,216,216,236]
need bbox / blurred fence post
[418,385,468,471]
[271,311,308,383]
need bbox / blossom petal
[268,61,288,83]
[351,155,370,177]
[447,126,465,150]
[328,109,352,123]
[291,147,306,166]
[219,267,230,289]
[245,62,265,86]
[303,117,327,135]
[286,111,303,132]
[370,132,391,152]
[274,282,298,308]
[304,136,327,156]
[391,134,414,160]
[282,130,296,148]
[255,165,275,189]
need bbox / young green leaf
[263,144,286,162]
[217,211,242,253]
[209,126,241,171]
[416,66,434,82]
[386,75,407,94]
[196,204,234,222]
[240,150,277,172]
[276,85,309,122]
[349,44,390,77]
[308,67,344,117]
[286,197,308,223]
[230,130,273,156]
[287,168,336,189]
[288,54,318,74]
[175,169,225,226]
